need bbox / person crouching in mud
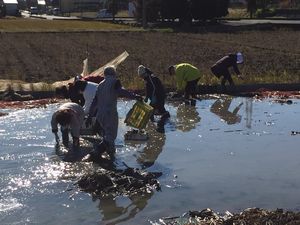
[211,52,244,91]
[86,66,142,161]
[137,65,170,122]
[51,102,85,148]
[168,63,201,106]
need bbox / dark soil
[0,29,299,88]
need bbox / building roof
[3,0,18,4]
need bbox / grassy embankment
[0,17,134,32]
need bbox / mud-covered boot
[107,147,116,161]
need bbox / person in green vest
[168,63,201,100]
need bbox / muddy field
[0,27,299,89]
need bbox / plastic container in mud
[124,101,153,129]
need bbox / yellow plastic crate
[125,101,153,129]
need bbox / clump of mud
[77,167,161,197]
[156,208,300,225]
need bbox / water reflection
[137,123,166,169]
[245,98,253,128]
[210,97,243,125]
[175,103,201,132]
[97,192,153,225]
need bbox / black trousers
[185,78,199,99]
[211,67,234,87]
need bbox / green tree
[160,0,189,22]
[136,0,161,23]
[190,0,229,20]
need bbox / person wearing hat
[211,52,244,90]
[168,63,201,99]
[87,66,142,160]
[138,65,170,122]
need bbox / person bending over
[211,52,244,91]
[168,63,201,99]
[51,102,85,148]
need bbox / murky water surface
[1,96,300,225]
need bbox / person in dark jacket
[211,52,244,90]
[138,65,170,121]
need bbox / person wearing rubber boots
[168,63,201,105]
[87,66,142,161]
[211,52,244,91]
[51,102,85,148]
[137,65,170,123]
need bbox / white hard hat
[236,52,243,64]
[104,66,117,76]
[137,65,148,78]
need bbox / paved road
[222,19,300,26]
[20,11,300,27]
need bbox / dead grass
[0,24,299,90]
[0,18,133,32]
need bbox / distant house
[3,0,18,16]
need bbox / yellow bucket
[125,101,153,129]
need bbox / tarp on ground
[0,51,129,92]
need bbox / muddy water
[1,96,300,225]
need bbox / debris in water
[77,167,162,198]
[291,131,300,135]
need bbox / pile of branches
[77,167,162,197]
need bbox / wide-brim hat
[236,52,243,64]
